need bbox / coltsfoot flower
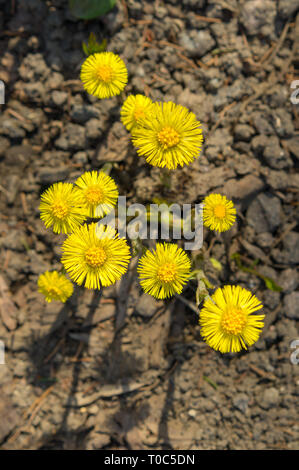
[131,101,203,170]
[137,243,191,299]
[39,182,86,234]
[38,271,74,303]
[203,193,236,232]
[75,170,119,218]
[61,223,131,289]
[120,94,154,131]
[199,285,264,353]
[80,52,128,99]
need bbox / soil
[0,0,298,450]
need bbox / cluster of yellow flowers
[37,50,264,354]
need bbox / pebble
[135,293,163,318]
[263,136,292,170]
[278,269,299,294]
[258,387,280,410]
[256,232,274,248]
[222,174,265,201]
[0,136,10,157]
[234,124,255,142]
[73,151,88,164]
[51,90,68,107]
[284,136,299,160]
[178,30,215,58]
[283,291,299,319]
[55,123,86,151]
[246,192,282,233]
[6,174,20,205]
[279,0,299,18]
[273,231,299,265]
[240,0,276,38]
[0,116,26,139]
[70,104,100,124]
[38,166,70,184]
[232,393,250,413]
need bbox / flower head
[80,52,128,99]
[120,94,154,132]
[137,243,191,299]
[75,170,118,218]
[131,101,203,170]
[38,271,74,303]
[39,182,86,234]
[203,193,236,232]
[61,223,131,289]
[199,285,264,353]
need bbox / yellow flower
[137,243,191,299]
[38,271,74,303]
[75,170,119,218]
[80,52,128,99]
[131,101,203,170]
[39,182,86,234]
[61,223,131,289]
[199,285,264,353]
[120,94,154,131]
[203,193,236,232]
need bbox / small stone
[73,151,88,164]
[205,128,233,161]
[272,109,294,138]
[240,0,276,38]
[262,290,281,310]
[278,269,299,294]
[222,174,265,200]
[51,90,68,107]
[5,144,33,165]
[55,123,86,151]
[283,292,299,319]
[256,232,274,248]
[201,399,215,412]
[246,192,281,233]
[177,88,212,118]
[70,104,100,124]
[251,134,269,156]
[273,231,299,265]
[94,122,130,163]
[266,170,290,190]
[46,72,64,89]
[188,409,197,418]
[284,136,299,160]
[85,118,105,140]
[258,387,280,410]
[23,81,45,103]
[135,293,163,318]
[18,52,50,81]
[0,136,10,158]
[178,30,216,58]
[265,84,289,108]
[251,112,274,135]
[233,393,250,413]
[0,116,26,139]
[6,174,20,205]
[234,124,255,142]
[279,0,299,18]
[0,229,26,252]
[38,166,70,184]
[263,136,292,169]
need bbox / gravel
[0,0,297,452]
